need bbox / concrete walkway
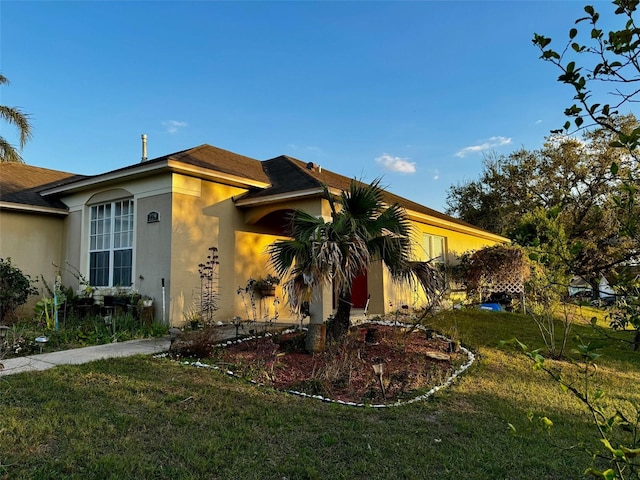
[0,321,302,377]
[0,337,171,377]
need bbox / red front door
[351,272,368,308]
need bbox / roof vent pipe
[141,134,148,162]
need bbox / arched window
[89,199,134,287]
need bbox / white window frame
[422,233,447,264]
[89,199,134,287]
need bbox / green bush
[0,258,38,324]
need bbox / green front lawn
[2,309,638,479]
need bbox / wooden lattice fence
[457,245,530,306]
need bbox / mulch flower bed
[202,322,473,406]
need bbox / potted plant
[62,262,94,305]
[102,288,115,307]
[183,306,202,330]
[254,274,280,297]
[75,284,95,306]
[76,283,95,304]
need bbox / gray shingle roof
[0,145,481,231]
[240,155,479,229]
[0,163,86,209]
[112,144,271,185]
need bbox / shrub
[0,258,38,324]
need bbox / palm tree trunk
[305,323,327,353]
[329,290,352,340]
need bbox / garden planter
[140,306,154,326]
[113,296,129,307]
[75,297,94,307]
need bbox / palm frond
[408,261,446,308]
[0,105,32,148]
[267,177,419,318]
[282,274,314,315]
[0,137,25,163]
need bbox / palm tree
[0,74,32,163]
[269,179,442,351]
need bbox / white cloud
[433,169,440,181]
[375,153,416,174]
[455,136,512,157]
[162,120,188,134]
[287,144,324,155]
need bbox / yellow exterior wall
[411,222,503,262]
[234,230,283,321]
[0,210,66,316]
[170,175,230,326]
[366,216,506,316]
[169,174,303,326]
[238,199,506,321]
[5,168,505,326]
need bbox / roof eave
[40,159,271,196]
[0,201,69,216]
[234,186,342,207]
[407,210,508,243]
[167,160,271,189]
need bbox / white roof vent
[141,134,148,162]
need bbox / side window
[422,234,446,264]
[89,199,134,287]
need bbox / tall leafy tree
[447,119,640,295]
[0,74,32,163]
[269,179,435,350]
[532,0,640,239]
[532,0,640,350]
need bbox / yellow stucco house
[0,144,506,326]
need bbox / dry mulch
[206,323,464,405]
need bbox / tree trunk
[634,329,640,352]
[328,290,352,341]
[305,323,326,353]
[588,277,600,302]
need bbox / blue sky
[0,1,618,212]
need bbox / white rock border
[155,321,475,408]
